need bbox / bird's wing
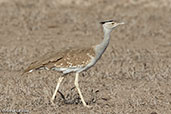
[23,50,67,74]
[23,47,96,74]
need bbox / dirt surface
[0,0,171,113]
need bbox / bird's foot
[83,104,92,108]
[50,99,55,106]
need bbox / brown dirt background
[0,0,171,114]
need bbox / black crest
[100,20,113,24]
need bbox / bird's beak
[117,22,125,25]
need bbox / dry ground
[0,0,171,114]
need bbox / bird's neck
[95,28,112,58]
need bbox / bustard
[23,20,124,108]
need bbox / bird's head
[100,20,124,32]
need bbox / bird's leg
[51,76,64,104]
[75,72,92,108]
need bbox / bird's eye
[112,23,114,25]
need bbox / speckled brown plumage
[23,47,95,73]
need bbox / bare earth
[0,0,171,114]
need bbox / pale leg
[51,76,64,104]
[74,72,92,108]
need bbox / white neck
[95,27,112,59]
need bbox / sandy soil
[0,0,171,113]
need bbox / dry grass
[0,0,171,113]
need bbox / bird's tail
[21,67,34,76]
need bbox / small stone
[151,112,157,114]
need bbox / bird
[23,20,124,108]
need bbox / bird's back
[23,47,96,74]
